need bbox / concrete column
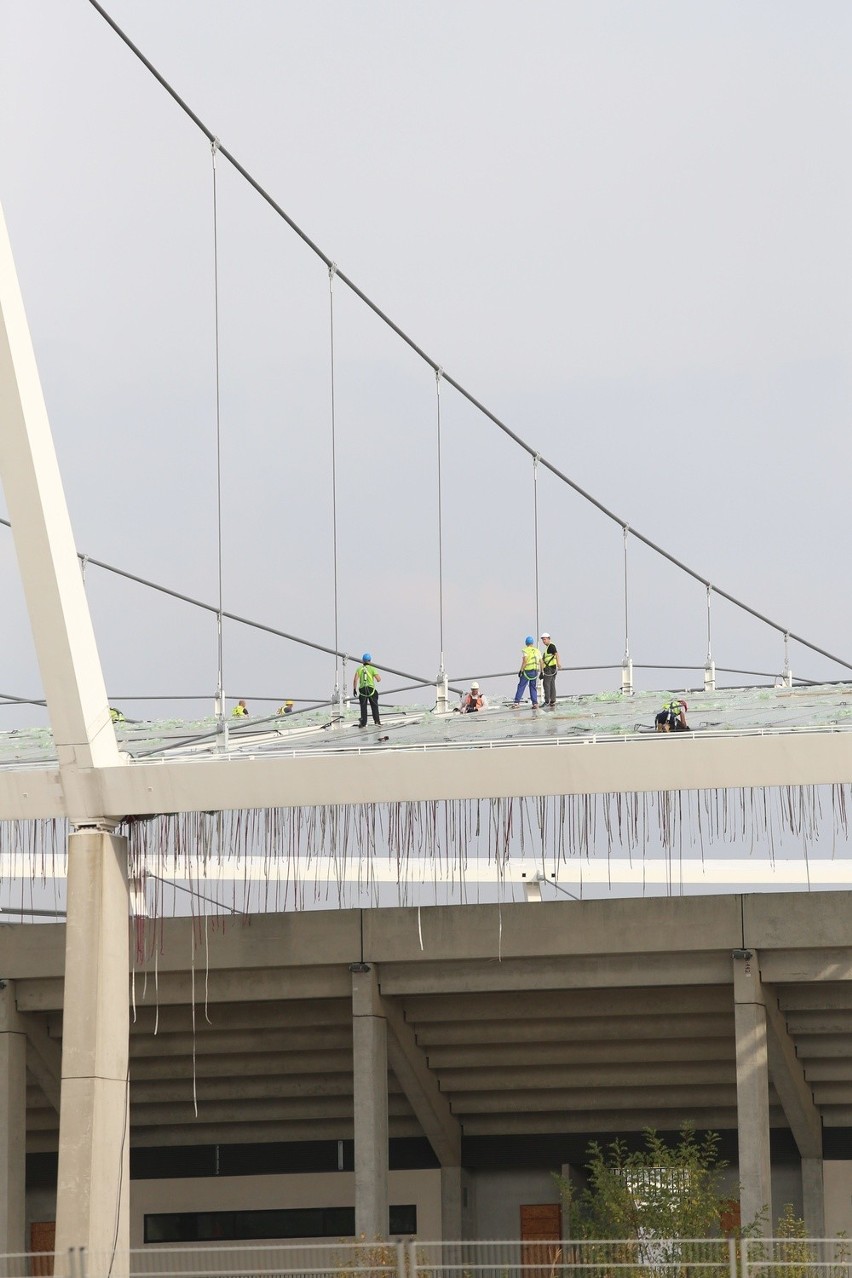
[352,964,388,1241]
[0,981,27,1254]
[441,1165,463,1241]
[733,952,772,1233]
[55,830,130,1261]
[801,1158,825,1237]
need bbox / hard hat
[286,700,294,706]
[541,632,551,639]
[471,682,479,690]
[362,652,371,662]
[525,635,534,645]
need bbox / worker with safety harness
[512,637,541,708]
[540,631,562,709]
[353,653,382,728]
[655,698,689,732]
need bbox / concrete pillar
[733,952,772,1233]
[55,830,130,1261]
[802,1158,825,1237]
[0,981,27,1254]
[352,964,388,1240]
[441,1165,463,1241]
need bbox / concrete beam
[403,986,733,1020]
[33,1094,413,1130]
[128,1050,354,1081]
[440,1061,734,1091]
[18,965,352,1011]
[383,995,460,1167]
[761,951,852,984]
[451,1085,737,1113]
[762,978,822,1158]
[26,1115,425,1153]
[464,1106,787,1136]
[380,953,731,995]
[90,731,852,819]
[424,1039,734,1068]
[416,1014,735,1045]
[128,1026,352,1057]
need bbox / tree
[557,1125,732,1242]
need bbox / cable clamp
[211,137,220,157]
[329,262,338,282]
[435,366,443,384]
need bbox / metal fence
[1,1239,851,1278]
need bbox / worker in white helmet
[459,681,485,713]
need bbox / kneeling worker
[655,698,689,732]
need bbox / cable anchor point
[329,261,338,282]
[211,136,220,158]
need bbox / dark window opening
[144,1204,417,1244]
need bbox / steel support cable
[82,0,852,677]
[622,526,630,661]
[706,585,713,664]
[211,139,226,724]
[1,519,441,690]
[533,454,541,643]
[435,369,445,674]
[328,265,341,701]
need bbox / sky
[0,0,851,725]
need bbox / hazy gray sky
[1,0,850,721]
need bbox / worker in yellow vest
[512,636,541,708]
[353,653,382,728]
[231,699,249,718]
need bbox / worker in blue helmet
[512,636,541,708]
[353,653,381,728]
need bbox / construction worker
[277,700,295,715]
[109,707,125,723]
[231,699,249,718]
[512,637,541,708]
[353,653,381,728]
[459,681,484,713]
[540,632,562,709]
[655,698,689,732]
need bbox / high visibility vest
[522,644,540,674]
[542,647,558,669]
[357,664,377,692]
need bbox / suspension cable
[328,263,341,701]
[533,454,541,644]
[622,526,630,661]
[80,0,852,677]
[435,368,445,674]
[211,138,226,727]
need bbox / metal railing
[3,1239,852,1278]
